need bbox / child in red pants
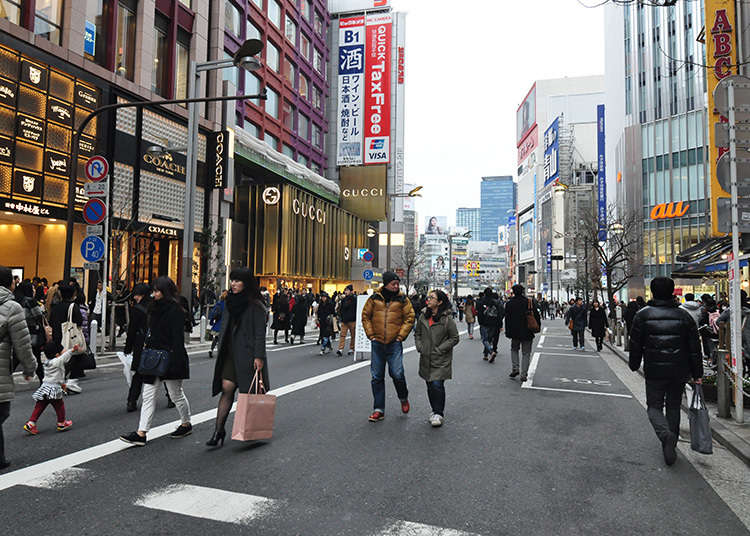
[23,342,78,434]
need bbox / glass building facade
[480,176,516,242]
[456,207,481,239]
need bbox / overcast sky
[389,0,605,228]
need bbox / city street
[0,320,747,535]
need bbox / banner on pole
[597,104,607,242]
[354,294,372,353]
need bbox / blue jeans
[321,336,331,350]
[370,340,408,412]
[426,380,445,416]
[479,325,494,356]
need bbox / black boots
[206,428,226,448]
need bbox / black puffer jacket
[339,294,357,323]
[628,298,703,381]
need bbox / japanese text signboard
[597,104,607,242]
[364,12,392,165]
[543,118,559,186]
[337,16,366,165]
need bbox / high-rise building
[456,208,481,239]
[480,177,516,241]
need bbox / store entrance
[132,235,172,285]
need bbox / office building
[456,207,480,239]
[480,176,515,242]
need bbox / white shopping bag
[116,352,133,386]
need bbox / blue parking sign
[80,236,105,263]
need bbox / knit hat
[382,271,400,286]
[229,267,254,289]
[345,284,353,292]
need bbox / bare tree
[395,246,427,295]
[194,220,226,314]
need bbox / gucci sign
[292,198,327,224]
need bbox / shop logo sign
[22,174,35,193]
[292,198,327,224]
[650,202,689,220]
[28,66,41,85]
[262,187,280,205]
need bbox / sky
[389,0,606,228]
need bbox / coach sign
[207,129,234,189]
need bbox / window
[222,51,238,87]
[251,0,263,9]
[285,14,297,44]
[314,49,323,74]
[35,0,63,45]
[300,0,312,21]
[297,153,309,167]
[246,19,261,40]
[266,41,280,72]
[265,87,279,118]
[314,11,323,36]
[116,2,137,81]
[282,144,295,159]
[0,1,21,24]
[282,101,294,130]
[283,58,296,86]
[245,71,261,98]
[312,123,322,148]
[84,0,107,66]
[225,2,241,37]
[299,74,309,100]
[175,41,189,100]
[300,33,311,62]
[268,0,281,28]
[264,131,278,150]
[298,113,309,139]
[242,120,259,138]
[152,27,168,96]
[312,85,322,110]
[178,0,190,7]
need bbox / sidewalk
[603,337,750,467]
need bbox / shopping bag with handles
[232,369,276,441]
[689,384,713,455]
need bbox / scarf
[226,290,250,320]
[381,288,399,303]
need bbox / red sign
[397,46,405,84]
[84,155,109,182]
[364,13,392,165]
[82,198,106,225]
[517,125,538,164]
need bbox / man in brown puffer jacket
[361,271,415,423]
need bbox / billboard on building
[518,125,538,165]
[543,117,559,186]
[517,84,536,147]
[402,182,416,210]
[336,16,366,165]
[364,13,392,165]
[424,216,447,235]
[518,211,534,263]
[597,104,606,241]
[497,225,508,246]
[339,165,387,220]
[705,0,737,236]
[328,0,390,13]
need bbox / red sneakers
[368,410,384,422]
[401,400,410,414]
[56,420,73,432]
[23,422,38,435]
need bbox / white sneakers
[429,413,444,427]
[65,379,82,394]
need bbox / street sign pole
[728,80,744,423]
[101,184,109,352]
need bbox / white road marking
[536,352,598,358]
[136,484,279,525]
[378,520,481,536]
[24,467,91,489]
[521,352,541,388]
[523,385,632,398]
[268,342,318,352]
[538,336,545,345]
[542,327,548,334]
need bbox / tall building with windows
[480,176,516,242]
[605,1,710,297]
[455,207,480,239]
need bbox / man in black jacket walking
[504,284,540,382]
[477,288,503,363]
[337,285,357,356]
[629,277,703,466]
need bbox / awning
[675,237,731,263]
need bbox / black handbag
[137,329,170,377]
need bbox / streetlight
[385,185,423,271]
[180,39,263,302]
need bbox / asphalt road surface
[0,320,748,535]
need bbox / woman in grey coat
[207,268,268,447]
[0,266,37,470]
[414,289,460,427]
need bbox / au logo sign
[650,202,689,220]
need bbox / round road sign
[362,250,374,262]
[85,155,109,182]
[83,198,106,225]
[363,269,374,281]
[80,235,105,263]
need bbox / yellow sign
[706,0,737,236]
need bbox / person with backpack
[208,291,228,359]
[124,284,151,412]
[679,293,702,329]
[477,287,502,362]
[504,284,541,382]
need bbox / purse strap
[67,302,74,323]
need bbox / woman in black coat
[290,293,308,344]
[588,300,609,351]
[271,292,290,344]
[207,268,268,447]
[124,283,151,412]
[119,276,192,447]
[316,293,336,355]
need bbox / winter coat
[464,303,476,324]
[39,349,73,386]
[588,307,608,338]
[49,300,82,346]
[208,300,225,334]
[477,296,503,328]
[504,295,541,341]
[566,305,587,331]
[629,298,703,381]
[212,300,268,396]
[717,305,750,358]
[19,296,45,351]
[679,300,702,328]
[317,300,336,337]
[141,299,190,384]
[624,301,639,332]
[291,299,308,336]
[0,286,36,402]
[415,309,460,381]
[124,301,149,372]
[338,294,357,324]
[361,289,415,344]
[271,294,290,330]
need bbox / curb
[603,339,750,468]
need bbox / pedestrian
[588,300,608,352]
[48,284,84,393]
[0,266,36,470]
[316,292,335,355]
[414,289,459,427]
[14,280,46,383]
[87,280,107,334]
[124,283,151,412]
[206,268,267,448]
[628,277,703,466]
[361,271,415,422]
[119,276,192,446]
[679,293,702,329]
[566,297,587,350]
[504,284,541,382]
[23,342,78,435]
[271,290,290,344]
[464,295,477,339]
[290,292,308,344]
[336,285,357,356]
[477,287,502,362]
[698,294,719,365]
[207,290,228,358]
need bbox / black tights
[215,379,236,432]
